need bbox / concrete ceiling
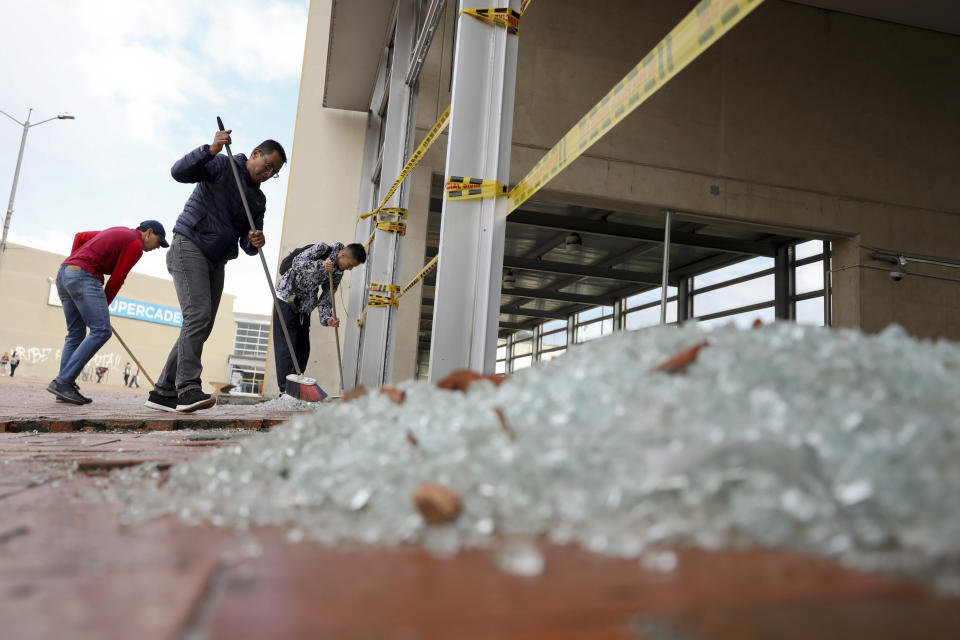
[786,0,960,36]
[323,1,959,112]
[324,0,395,111]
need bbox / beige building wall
[264,0,368,397]
[295,0,960,383]
[0,243,235,390]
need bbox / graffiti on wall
[4,345,124,368]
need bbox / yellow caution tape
[376,207,408,220]
[461,7,522,35]
[399,255,439,297]
[359,255,439,328]
[358,106,451,223]
[520,0,534,13]
[364,230,376,250]
[368,282,401,308]
[507,0,765,213]
[445,176,508,201]
[376,220,407,235]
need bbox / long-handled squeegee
[217,116,326,402]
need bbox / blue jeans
[56,264,112,384]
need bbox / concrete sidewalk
[0,375,301,432]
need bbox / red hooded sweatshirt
[64,227,143,304]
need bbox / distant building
[0,242,236,391]
[229,312,270,395]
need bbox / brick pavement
[2,432,959,639]
[0,375,304,432]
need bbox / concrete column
[357,0,420,388]
[428,0,521,381]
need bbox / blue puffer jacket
[170,145,265,263]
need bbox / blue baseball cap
[138,220,169,247]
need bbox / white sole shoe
[175,397,216,413]
[145,400,178,413]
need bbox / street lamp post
[0,108,75,256]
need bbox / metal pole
[1,109,31,256]
[358,0,418,388]
[659,209,672,325]
[428,0,521,381]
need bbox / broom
[217,116,326,402]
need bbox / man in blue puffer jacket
[146,128,286,413]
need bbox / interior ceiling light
[565,232,582,253]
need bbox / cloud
[0,0,307,316]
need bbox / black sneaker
[46,379,85,405]
[176,389,215,413]
[145,390,178,413]
[71,381,93,404]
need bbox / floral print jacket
[275,242,345,325]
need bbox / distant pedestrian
[95,366,108,383]
[47,221,168,405]
[0,352,8,376]
[128,364,140,388]
[123,362,131,386]
[9,352,20,377]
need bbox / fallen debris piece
[340,385,368,403]
[380,384,406,405]
[405,429,419,448]
[437,370,509,392]
[492,406,515,440]
[413,483,462,524]
[651,340,709,374]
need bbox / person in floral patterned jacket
[272,241,366,388]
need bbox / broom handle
[328,271,344,395]
[112,327,155,388]
[216,116,303,377]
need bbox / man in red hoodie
[46,221,168,405]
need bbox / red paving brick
[0,375,303,431]
[2,431,959,638]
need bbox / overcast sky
[0,0,308,315]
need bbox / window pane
[576,318,612,343]
[513,340,533,356]
[542,319,566,332]
[513,355,533,370]
[625,301,676,330]
[542,331,567,348]
[694,257,773,289]
[694,274,774,317]
[796,296,825,326]
[795,261,824,294]
[794,240,824,261]
[541,348,566,362]
[577,305,612,322]
[497,346,507,359]
[496,361,506,374]
[625,287,675,309]
[697,306,776,330]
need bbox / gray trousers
[155,234,225,396]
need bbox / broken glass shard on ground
[95,323,960,591]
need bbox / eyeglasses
[261,154,281,179]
